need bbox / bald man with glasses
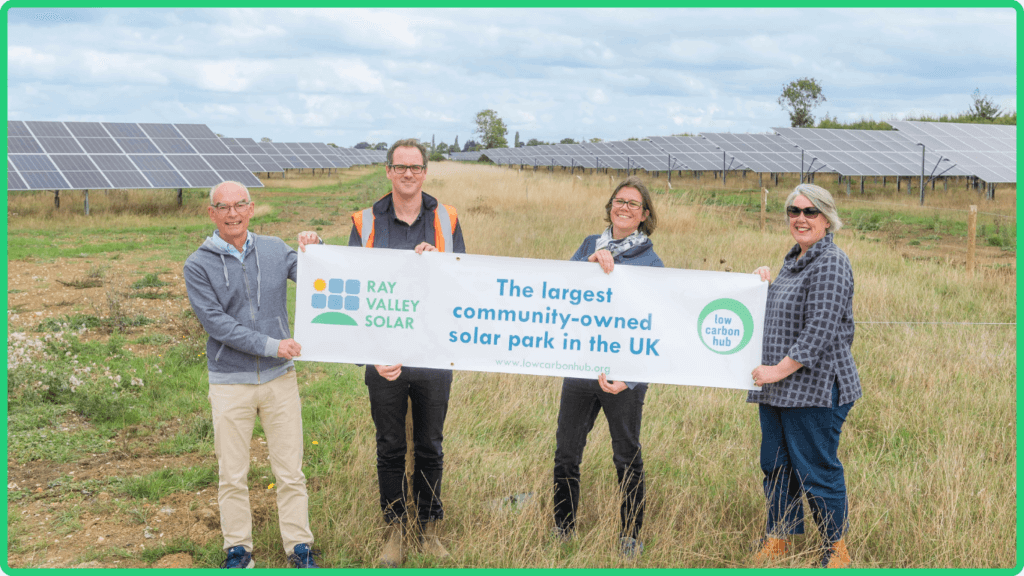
[298,139,465,567]
[185,181,320,569]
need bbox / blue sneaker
[288,543,321,569]
[221,545,254,569]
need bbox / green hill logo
[697,298,753,355]
[310,278,360,326]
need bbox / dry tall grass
[309,162,1014,568]
[7,162,1013,567]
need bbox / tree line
[779,78,1014,129]
[322,83,1013,161]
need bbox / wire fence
[856,321,1015,326]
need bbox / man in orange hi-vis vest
[297,139,464,567]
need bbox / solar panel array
[698,133,826,174]
[772,127,972,178]
[888,121,1016,183]
[466,137,750,172]
[648,136,745,171]
[7,120,390,192]
[7,121,265,191]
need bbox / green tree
[514,131,520,148]
[589,137,603,143]
[968,88,1003,121]
[560,138,577,144]
[778,77,826,128]
[526,138,545,146]
[260,137,273,143]
[453,135,459,152]
[436,142,449,154]
[474,109,509,149]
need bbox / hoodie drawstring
[220,254,229,287]
[255,242,262,311]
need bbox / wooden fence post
[760,188,768,232]
[967,205,977,277]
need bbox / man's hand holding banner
[295,246,766,391]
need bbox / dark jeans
[758,379,853,544]
[553,377,647,539]
[365,365,452,526]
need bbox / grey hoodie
[184,232,297,384]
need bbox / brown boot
[379,524,405,567]
[417,521,450,559]
[821,538,851,568]
[752,536,789,563]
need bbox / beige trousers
[209,369,313,555]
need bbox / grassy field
[5,162,1017,568]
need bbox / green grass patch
[8,427,112,464]
[139,538,223,567]
[56,277,103,289]
[131,273,170,289]
[119,465,219,501]
[134,333,175,346]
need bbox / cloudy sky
[7,7,1017,148]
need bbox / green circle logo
[697,298,754,355]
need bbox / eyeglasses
[786,205,822,219]
[612,198,643,210]
[389,164,425,174]
[211,200,252,214]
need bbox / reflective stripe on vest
[435,204,453,253]
[360,208,373,247]
[356,204,457,252]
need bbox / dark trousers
[758,380,853,544]
[553,377,647,539]
[365,365,452,526]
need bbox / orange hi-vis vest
[351,202,458,252]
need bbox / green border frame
[2,2,1020,574]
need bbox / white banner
[294,246,767,390]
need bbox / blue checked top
[747,234,862,408]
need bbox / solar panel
[8,121,32,137]
[10,154,71,189]
[7,121,269,191]
[313,143,351,168]
[773,127,970,178]
[8,170,28,190]
[579,142,631,169]
[647,136,733,171]
[889,121,1016,183]
[8,136,44,154]
[271,143,308,169]
[227,138,284,173]
[66,122,123,154]
[90,155,152,188]
[698,133,819,174]
[450,151,485,161]
[258,142,293,169]
[50,154,112,189]
[175,124,219,139]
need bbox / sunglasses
[786,206,822,219]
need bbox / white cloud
[5,7,1016,143]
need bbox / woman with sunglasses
[552,176,662,559]
[748,184,861,568]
